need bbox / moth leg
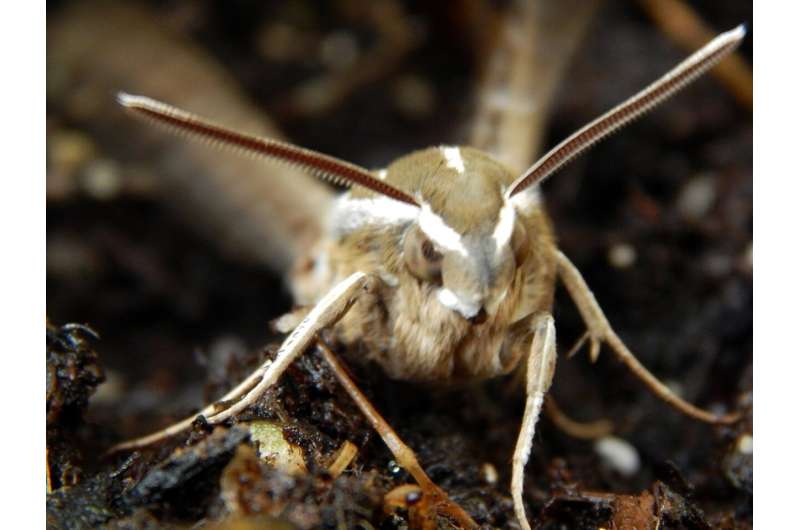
[512,312,557,530]
[316,337,478,530]
[555,250,740,424]
[108,272,374,453]
[544,395,613,440]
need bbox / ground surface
[47,2,752,528]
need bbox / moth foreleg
[555,250,740,424]
[512,312,557,530]
[315,337,478,530]
[108,271,375,453]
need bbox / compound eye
[404,225,443,281]
[421,238,443,263]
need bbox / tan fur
[292,147,557,383]
[352,146,511,233]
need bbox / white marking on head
[509,186,541,215]
[332,193,419,236]
[492,199,516,251]
[437,288,481,319]
[418,202,468,256]
[441,146,465,174]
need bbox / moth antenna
[117,93,420,207]
[506,24,746,198]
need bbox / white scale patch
[441,146,465,174]
[509,186,542,215]
[492,198,516,251]
[332,193,419,235]
[333,195,471,262]
[419,202,468,256]
[437,288,481,319]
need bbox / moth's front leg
[555,250,740,424]
[316,338,478,530]
[512,312,557,530]
[108,271,376,453]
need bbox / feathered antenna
[506,24,746,198]
[117,93,421,207]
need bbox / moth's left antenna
[117,93,421,207]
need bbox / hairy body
[296,146,557,382]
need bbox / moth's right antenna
[506,25,746,198]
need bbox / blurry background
[47,1,752,528]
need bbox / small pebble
[737,434,753,455]
[594,435,641,477]
[82,158,121,200]
[607,242,637,269]
[677,173,717,220]
[481,462,498,485]
[723,432,753,493]
[387,460,402,477]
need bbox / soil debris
[47,320,105,492]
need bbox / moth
[110,25,746,530]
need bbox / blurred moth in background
[110,24,746,530]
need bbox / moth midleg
[511,312,557,530]
[315,337,478,530]
[543,395,613,440]
[108,271,374,453]
[555,250,740,424]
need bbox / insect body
[112,25,746,530]
[304,146,555,382]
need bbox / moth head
[402,212,530,323]
[388,147,532,322]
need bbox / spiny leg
[512,312,558,530]
[555,250,740,424]
[108,272,374,453]
[315,337,478,530]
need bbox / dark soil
[47,2,752,529]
